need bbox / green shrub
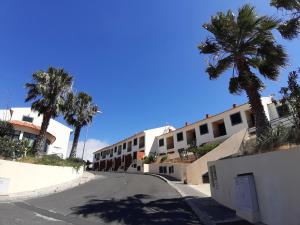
[160,155,168,163]
[143,154,156,164]
[188,142,219,159]
[0,136,30,159]
[18,155,85,170]
[0,120,14,137]
[256,125,300,152]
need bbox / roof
[9,120,56,143]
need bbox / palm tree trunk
[34,112,51,155]
[245,86,270,138]
[236,59,270,138]
[70,126,81,158]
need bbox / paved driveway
[0,173,200,225]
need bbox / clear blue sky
[0,0,299,145]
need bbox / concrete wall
[0,159,83,194]
[208,148,300,225]
[186,129,246,185]
[144,163,187,181]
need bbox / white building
[93,96,292,173]
[93,126,175,172]
[0,107,72,158]
[154,97,274,157]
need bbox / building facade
[0,107,72,158]
[93,96,292,173]
[93,126,175,172]
[154,97,273,157]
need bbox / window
[133,151,137,160]
[22,132,37,147]
[159,166,163,173]
[159,166,167,174]
[133,138,138,146]
[159,138,164,147]
[139,136,145,148]
[22,116,33,123]
[114,147,117,153]
[12,130,21,140]
[199,124,209,135]
[123,142,126,150]
[230,112,242,126]
[169,166,174,174]
[276,104,290,118]
[177,132,183,142]
[127,141,132,151]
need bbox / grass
[18,154,85,170]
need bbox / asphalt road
[0,173,200,225]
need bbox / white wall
[208,148,300,225]
[0,108,72,159]
[93,126,175,166]
[156,103,254,155]
[0,159,83,194]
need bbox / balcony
[166,136,174,150]
[186,129,197,146]
[212,119,227,138]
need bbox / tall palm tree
[271,0,300,39]
[25,67,73,155]
[199,5,287,138]
[64,92,99,158]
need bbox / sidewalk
[151,174,253,225]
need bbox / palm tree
[64,92,99,158]
[25,67,73,155]
[270,0,300,39]
[199,5,287,138]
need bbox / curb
[0,172,96,203]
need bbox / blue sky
[0,0,299,146]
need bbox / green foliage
[64,92,99,128]
[25,67,73,118]
[0,120,14,137]
[270,0,300,39]
[25,66,73,154]
[64,92,99,158]
[143,154,156,164]
[160,155,168,163]
[188,142,219,159]
[255,125,300,152]
[18,155,85,170]
[280,69,300,129]
[0,136,31,159]
[199,4,287,138]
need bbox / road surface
[0,172,200,225]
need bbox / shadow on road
[70,194,200,225]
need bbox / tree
[0,120,14,137]
[280,69,300,129]
[64,92,99,158]
[25,67,73,155]
[198,5,287,138]
[271,0,300,39]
